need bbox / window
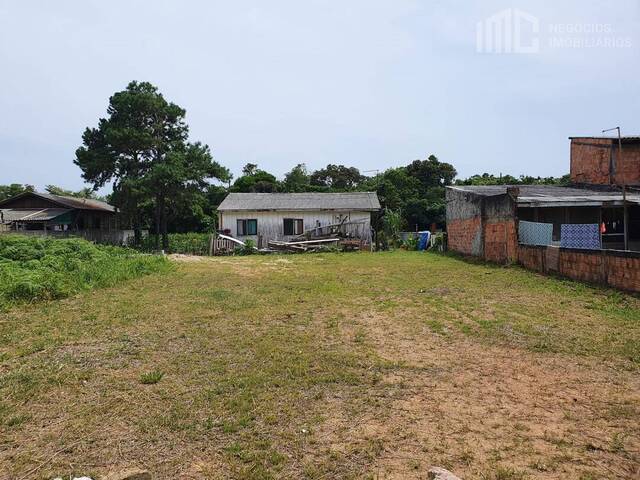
[237,219,257,236]
[283,218,303,236]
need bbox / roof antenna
[602,126,628,250]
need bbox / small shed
[216,192,381,247]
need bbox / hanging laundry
[560,224,601,250]
[600,222,606,234]
[518,220,553,246]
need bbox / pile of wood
[267,237,341,253]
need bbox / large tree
[361,155,457,231]
[231,164,280,192]
[283,163,311,192]
[75,81,229,248]
[310,164,364,190]
[0,184,34,202]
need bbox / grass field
[0,235,170,309]
[1,251,639,479]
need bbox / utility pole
[602,127,628,250]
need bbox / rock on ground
[428,466,462,480]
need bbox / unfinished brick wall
[570,138,612,185]
[446,187,518,263]
[446,188,483,257]
[613,144,640,186]
[484,220,518,263]
[518,244,545,272]
[447,217,481,256]
[570,138,640,186]
[518,245,640,293]
[606,255,640,292]
[559,250,606,284]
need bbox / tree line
[1,81,568,243]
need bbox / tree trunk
[154,194,162,250]
[161,211,169,251]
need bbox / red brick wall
[606,255,640,292]
[484,220,518,263]
[518,245,544,272]
[518,245,640,293]
[447,217,481,256]
[613,145,640,186]
[571,138,640,186]
[570,138,612,185]
[558,250,606,284]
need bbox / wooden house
[0,191,127,243]
[216,192,381,247]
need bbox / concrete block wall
[518,244,640,293]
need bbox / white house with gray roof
[216,192,381,246]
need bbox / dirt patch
[313,311,640,479]
[168,254,204,262]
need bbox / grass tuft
[140,370,164,385]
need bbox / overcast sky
[1,1,639,192]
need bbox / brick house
[445,136,640,292]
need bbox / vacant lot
[1,252,639,479]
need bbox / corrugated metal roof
[447,185,640,206]
[0,192,115,212]
[0,208,72,223]
[36,193,115,212]
[217,192,381,211]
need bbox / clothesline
[518,220,601,250]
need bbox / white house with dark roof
[216,192,381,246]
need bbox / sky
[0,0,639,193]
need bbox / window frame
[237,219,258,236]
[283,218,304,236]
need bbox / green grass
[0,234,171,309]
[137,232,211,255]
[0,251,639,479]
[140,370,164,384]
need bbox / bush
[135,233,211,255]
[234,238,256,256]
[0,235,170,309]
[403,234,418,251]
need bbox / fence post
[209,233,215,256]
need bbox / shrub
[403,234,419,251]
[0,235,170,309]
[135,233,211,255]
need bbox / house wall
[518,245,640,293]
[446,188,518,263]
[445,189,483,257]
[219,210,373,245]
[570,138,640,186]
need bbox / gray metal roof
[0,192,115,212]
[218,192,381,211]
[448,185,640,207]
[36,193,116,212]
[0,208,72,223]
